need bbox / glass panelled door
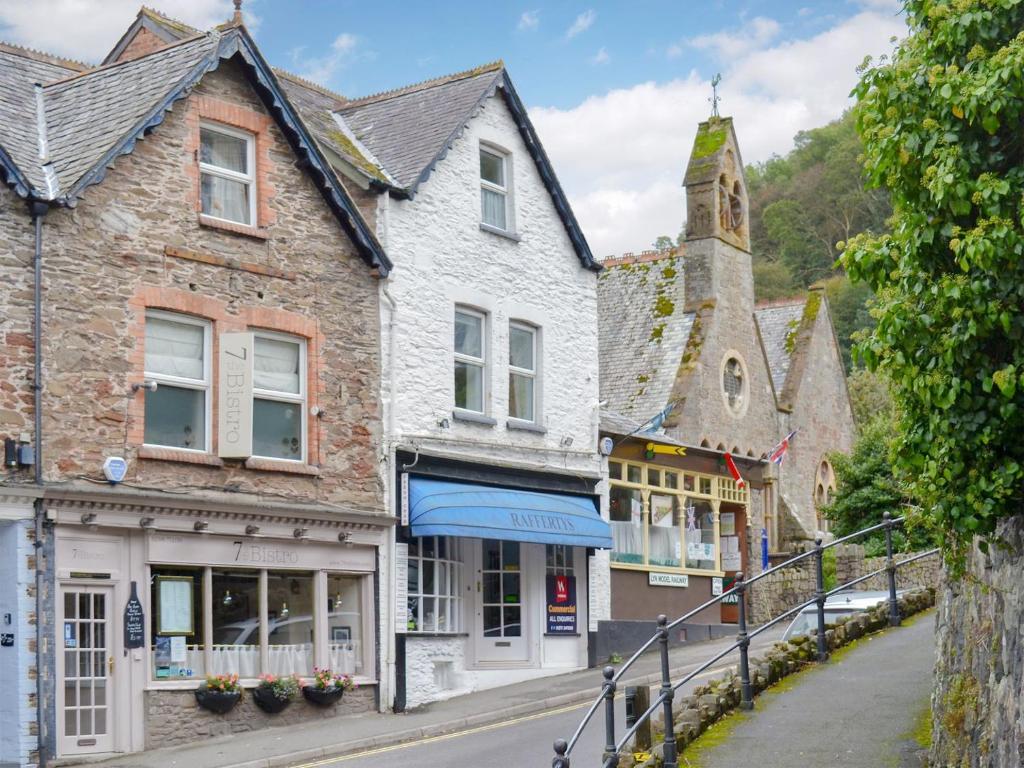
[476,540,528,662]
[60,584,115,755]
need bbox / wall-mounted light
[131,380,158,393]
[293,527,308,539]
[245,524,260,536]
[139,517,155,528]
[80,513,97,526]
[310,405,325,418]
[193,521,209,532]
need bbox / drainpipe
[29,199,48,767]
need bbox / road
[287,630,786,768]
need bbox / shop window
[665,471,679,490]
[608,461,622,481]
[211,569,260,677]
[407,537,463,633]
[649,494,682,567]
[327,574,364,675]
[545,544,574,575]
[252,333,306,461]
[266,571,314,676]
[200,123,256,226]
[454,307,487,414]
[626,464,643,484]
[150,567,205,680]
[684,499,717,570]
[144,312,211,451]
[509,321,537,422]
[647,467,661,486]
[609,485,644,564]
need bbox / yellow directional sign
[646,442,686,457]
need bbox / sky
[0,0,906,257]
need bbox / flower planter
[253,686,293,714]
[194,688,242,714]
[302,685,345,707]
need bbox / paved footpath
[683,610,936,768]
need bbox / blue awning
[408,477,612,549]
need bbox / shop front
[392,461,610,709]
[597,434,765,658]
[43,495,389,759]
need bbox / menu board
[157,576,194,636]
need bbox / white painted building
[305,63,612,708]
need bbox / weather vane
[710,73,722,118]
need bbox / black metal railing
[550,512,940,768]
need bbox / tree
[820,274,875,371]
[846,367,894,426]
[653,235,674,252]
[842,0,1024,553]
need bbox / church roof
[754,300,807,394]
[597,250,695,422]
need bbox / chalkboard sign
[124,581,145,649]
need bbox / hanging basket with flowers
[253,673,300,714]
[301,667,356,707]
[194,674,242,714]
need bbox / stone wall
[144,684,376,750]
[931,514,1024,768]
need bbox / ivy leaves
[842,0,1024,552]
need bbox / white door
[59,584,115,756]
[475,539,529,663]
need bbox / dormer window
[480,146,509,231]
[200,123,256,226]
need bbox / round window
[722,356,746,413]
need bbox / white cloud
[518,10,539,31]
[0,1,258,63]
[293,32,368,86]
[591,47,609,65]
[566,9,595,39]
[688,16,781,59]
[531,8,905,257]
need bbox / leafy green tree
[846,367,894,426]
[820,274,875,370]
[842,0,1024,553]
[653,235,674,252]
[823,417,932,555]
[752,260,799,301]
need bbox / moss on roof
[325,128,388,182]
[691,118,729,160]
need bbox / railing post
[813,537,829,662]
[552,738,570,768]
[657,615,678,767]
[602,665,619,767]
[735,572,754,710]
[884,512,901,627]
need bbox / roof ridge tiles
[274,68,348,105]
[343,60,504,108]
[601,248,681,268]
[754,296,809,310]
[43,30,215,89]
[139,6,202,35]
[0,41,91,72]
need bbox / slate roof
[754,301,807,394]
[340,65,504,190]
[597,251,694,421]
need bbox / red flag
[724,453,745,489]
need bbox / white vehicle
[780,590,906,641]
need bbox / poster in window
[720,512,736,536]
[546,575,577,634]
[721,535,742,571]
[156,576,194,636]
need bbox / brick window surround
[184,96,277,238]
[127,286,323,473]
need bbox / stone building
[0,12,392,765]
[596,117,856,647]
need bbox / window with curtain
[480,146,508,230]
[454,308,486,413]
[252,333,305,461]
[199,124,254,225]
[327,574,365,675]
[210,569,260,677]
[266,571,314,676]
[509,322,537,422]
[144,312,210,451]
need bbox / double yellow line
[288,663,734,767]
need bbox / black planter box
[194,688,242,714]
[253,686,293,714]
[302,686,345,707]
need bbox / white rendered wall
[0,515,37,768]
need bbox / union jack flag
[769,429,798,465]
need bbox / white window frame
[406,537,464,634]
[143,309,212,453]
[479,145,511,232]
[199,121,257,227]
[454,307,488,415]
[251,330,307,463]
[545,544,574,576]
[508,321,538,423]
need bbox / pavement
[63,628,785,768]
[681,609,936,768]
